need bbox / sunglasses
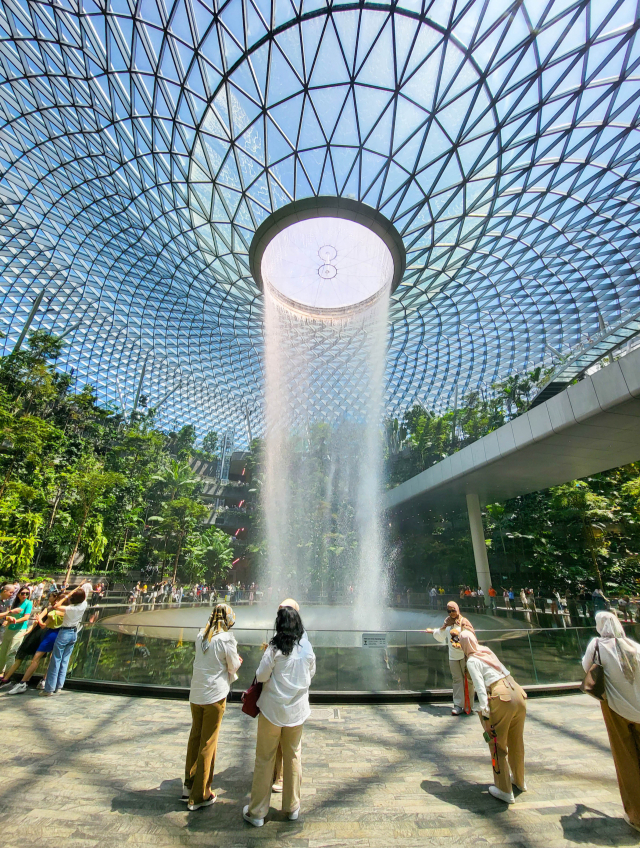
[18,591,29,596]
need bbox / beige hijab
[596,610,639,684]
[445,601,474,632]
[459,630,505,673]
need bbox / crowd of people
[1,575,639,831]
[0,579,95,695]
[422,583,640,624]
[127,580,265,610]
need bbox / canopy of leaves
[0,332,229,584]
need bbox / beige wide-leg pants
[601,700,640,828]
[486,675,527,794]
[248,714,303,819]
[449,656,475,709]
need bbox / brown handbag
[580,640,606,700]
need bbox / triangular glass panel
[332,90,359,146]
[309,17,350,87]
[356,19,395,90]
[308,84,348,141]
[269,93,304,147]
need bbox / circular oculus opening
[261,217,395,317]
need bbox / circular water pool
[100,604,528,647]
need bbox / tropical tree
[151,459,200,502]
[184,526,234,584]
[150,497,209,583]
[61,458,125,583]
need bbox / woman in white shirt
[458,629,527,804]
[425,601,475,715]
[243,607,316,828]
[184,603,242,810]
[582,611,640,832]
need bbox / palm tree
[151,459,199,502]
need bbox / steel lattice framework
[1,0,639,441]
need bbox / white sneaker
[187,794,216,811]
[488,785,515,804]
[36,680,45,690]
[7,682,28,695]
[288,808,300,821]
[451,705,464,716]
[272,782,283,793]
[243,805,264,827]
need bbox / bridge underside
[385,348,640,514]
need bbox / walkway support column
[466,492,492,605]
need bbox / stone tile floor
[0,689,638,848]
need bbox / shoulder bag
[241,676,263,717]
[580,640,606,701]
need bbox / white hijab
[596,611,639,684]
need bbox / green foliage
[386,368,550,486]
[0,331,228,584]
[395,465,640,594]
[184,526,234,584]
[198,430,219,462]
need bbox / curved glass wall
[59,612,639,694]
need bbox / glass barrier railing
[57,622,639,693]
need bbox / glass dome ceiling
[0,0,639,442]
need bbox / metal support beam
[152,381,182,412]
[131,355,148,416]
[12,289,45,353]
[466,492,492,605]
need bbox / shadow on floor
[420,777,512,816]
[110,778,187,816]
[560,804,640,845]
[417,703,476,720]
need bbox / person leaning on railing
[2,591,65,695]
[41,586,87,696]
[425,601,475,716]
[581,611,640,833]
[0,585,33,683]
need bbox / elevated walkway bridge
[384,348,640,593]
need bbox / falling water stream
[260,216,393,628]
